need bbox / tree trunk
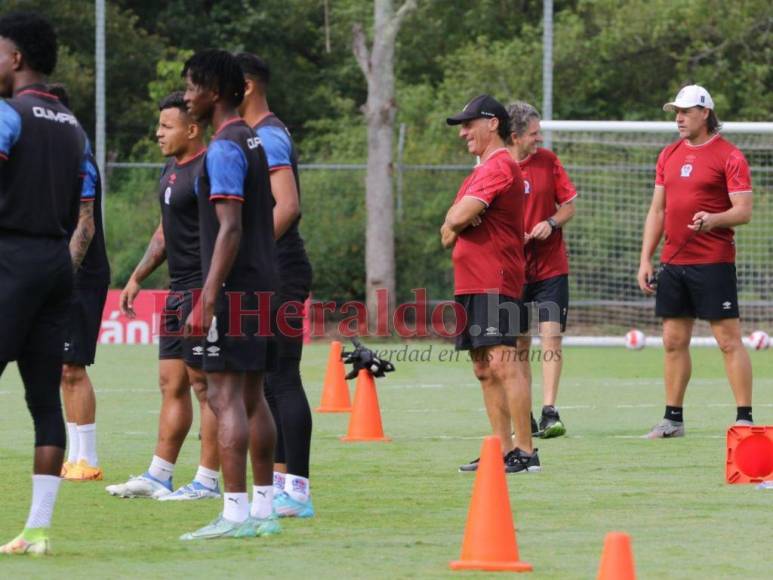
[353,0,418,333]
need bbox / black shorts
[522,274,569,332]
[201,290,277,373]
[655,263,740,320]
[159,289,204,368]
[0,234,72,362]
[63,285,108,366]
[454,293,526,351]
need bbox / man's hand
[637,262,656,296]
[440,223,458,249]
[119,278,141,318]
[526,220,552,241]
[184,294,215,338]
[688,211,716,233]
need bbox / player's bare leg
[206,371,249,493]
[155,359,193,463]
[539,322,563,407]
[644,317,693,438]
[190,367,219,470]
[489,345,533,454]
[472,347,512,453]
[60,365,101,479]
[662,318,694,406]
[710,318,753,423]
[245,372,279,527]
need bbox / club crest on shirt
[164,186,172,205]
[680,164,693,178]
[524,180,531,195]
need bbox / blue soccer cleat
[158,480,221,501]
[273,492,315,518]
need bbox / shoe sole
[541,423,566,439]
[506,466,542,474]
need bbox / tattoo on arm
[132,223,166,283]
[69,201,96,273]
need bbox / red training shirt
[655,134,752,265]
[452,148,525,298]
[518,148,577,283]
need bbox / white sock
[25,475,62,529]
[193,465,219,490]
[285,474,310,503]
[66,422,79,463]
[77,423,98,466]
[223,492,249,523]
[147,455,174,482]
[251,485,273,519]
[273,471,286,494]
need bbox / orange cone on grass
[597,532,636,580]
[316,341,351,413]
[450,436,532,572]
[340,369,390,442]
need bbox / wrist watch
[547,217,559,230]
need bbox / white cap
[663,85,714,112]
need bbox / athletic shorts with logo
[63,285,108,366]
[655,263,739,320]
[200,290,277,373]
[159,289,204,367]
[521,274,569,333]
[0,234,73,362]
[454,293,527,351]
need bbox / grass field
[1,342,771,579]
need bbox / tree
[352,0,418,328]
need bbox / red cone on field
[340,369,390,442]
[597,532,636,580]
[316,341,351,412]
[450,436,532,572]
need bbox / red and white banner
[98,289,165,345]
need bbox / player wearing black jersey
[0,12,88,556]
[181,49,279,540]
[107,92,221,501]
[236,52,314,518]
[44,84,111,483]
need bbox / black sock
[736,407,753,423]
[665,406,683,423]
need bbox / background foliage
[5,0,770,298]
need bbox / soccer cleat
[0,529,51,556]
[158,480,221,501]
[65,459,103,481]
[233,514,282,538]
[105,472,172,499]
[273,492,315,518]
[179,514,256,541]
[60,461,74,478]
[539,406,566,439]
[642,418,685,439]
[757,481,773,490]
[505,447,542,474]
[735,419,754,426]
[531,413,543,437]
[458,457,481,472]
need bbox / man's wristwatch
[547,217,559,231]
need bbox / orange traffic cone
[450,436,532,572]
[340,369,390,442]
[597,532,636,580]
[316,341,351,413]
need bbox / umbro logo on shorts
[206,345,220,357]
[192,346,204,356]
[484,326,500,337]
[722,301,732,310]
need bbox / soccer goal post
[540,120,773,346]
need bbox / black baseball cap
[446,94,509,126]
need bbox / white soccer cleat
[105,473,172,499]
[158,481,221,501]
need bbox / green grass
[1,343,772,579]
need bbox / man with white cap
[637,84,754,438]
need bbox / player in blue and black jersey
[236,52,314,518]
[107,92,221,501]
[0,12,89,556]
[180,49,279,540]
[43,84,111,484]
